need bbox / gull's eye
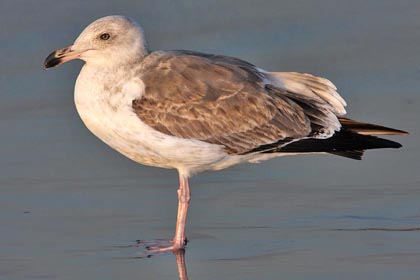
[100,33,111,40]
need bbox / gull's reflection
[174,250,188,280]
[132,241,189,279]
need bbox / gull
[44,15,408,252]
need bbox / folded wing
[133,50,347,154]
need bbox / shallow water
[1,0,420,279]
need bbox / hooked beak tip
[44,51,62,69]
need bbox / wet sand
[1,1,419,279]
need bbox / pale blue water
[1,1,419,279]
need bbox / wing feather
[133,51,314,154]
[268,72,346,115]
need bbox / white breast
[74,65,233,176]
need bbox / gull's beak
[44,45,83,69]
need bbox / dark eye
[100,33,110,40]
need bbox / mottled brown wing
[132,51,311,154]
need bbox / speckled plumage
[133,50,346,155]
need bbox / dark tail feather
[339,117,409,136]
[282,118,407,160]
[280,130,402,160]
[247,118,407,160]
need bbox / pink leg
[143,174,190,254]
[173,174,190,249]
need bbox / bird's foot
[135,238,188,255]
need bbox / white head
[44,15,149,69]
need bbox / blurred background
[0,0,419,279]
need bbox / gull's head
[44,15,148,69]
